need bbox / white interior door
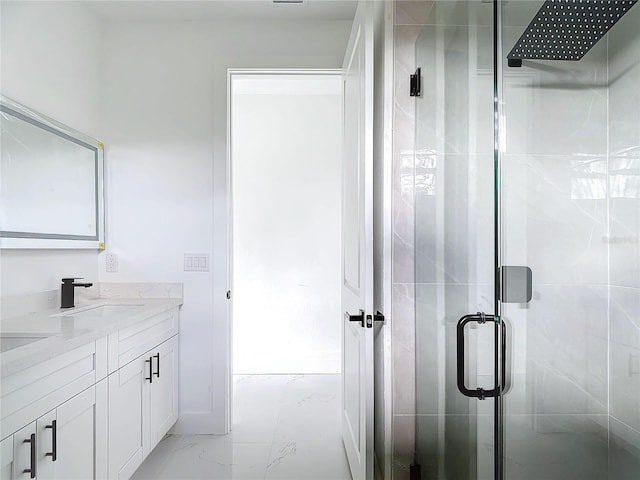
[341,1,374,479]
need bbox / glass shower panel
[414,1,496,478]
[499,1,640,478]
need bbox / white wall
[231,74,342,374]
[100,20,351,433]
[0,1,102,297]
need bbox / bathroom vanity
[0,294,181,480]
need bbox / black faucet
[61,278,93,309]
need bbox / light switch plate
[184,253,210,272]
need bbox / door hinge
[410,68,421,97]
[226,290,231,300]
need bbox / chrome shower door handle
[456,312,506,399]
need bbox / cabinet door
[1,436,15,480]
[36,410,56,479]
[149,335,179,450]
[52,384,106,480]
[11,423,36,480]
[108,358,150,480]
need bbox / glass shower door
[413,1,498,478]
[499,1,640,479]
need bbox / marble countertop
[0,297,182,379]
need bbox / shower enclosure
[411,0,640,478]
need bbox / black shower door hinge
[410,464,422,480]
[410,68,421,97]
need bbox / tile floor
[131,374,352,480]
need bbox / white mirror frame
[0,95,105,250]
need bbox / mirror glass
[0,96,104,248]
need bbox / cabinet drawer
[1,343,96,441]
[114,308,178,370]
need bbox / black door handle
[345,310,365,328]
[45,420,57,461]
[456,312,506,399]
[23,433,36,478]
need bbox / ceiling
[88,0,358,22]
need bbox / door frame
[226,68,344,430]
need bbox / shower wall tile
[501,27,609,157]
[501,154,609,286]
[392,415,415,480]
[503,414,609,480]
[393,149,415,285]
[609,189,640,289]
[608,416,640,478]
[393,283,416,415]
[607,4,640,157]
[393,24,420,157]
[415,284,494,416]
[610,286,640,433]
[414,414,491,480]
[395,0,433,26]
[415,25,493,156]
[419,0,494,27]
[392,25,420,285]
[502,285,609,415]
[414,154,494,285]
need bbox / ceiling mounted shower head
[507,0,638,67]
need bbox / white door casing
[341,1,374,479]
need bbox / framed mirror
[0,95,105,249]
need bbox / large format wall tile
[502,27,608,157]
[610,286,640,433]
[395,0,433,26]
[503,414,609,480]
[415,283,494,416]
[414,154,494,285]
[607,3,640,158]
[393,283,416,415]
[415,25,493,156]
[501,154,609,286]
[609,416,640,479]
[392,414,416,480]
[502,285,608,416]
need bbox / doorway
[227,71,350,477]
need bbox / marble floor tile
[131,374,352,480]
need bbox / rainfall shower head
[507,0,638,67]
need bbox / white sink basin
[63,305,144,319]
[0,333,55,353]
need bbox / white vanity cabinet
[107,307,179,480]
[108,335,179,480]
[1,301,181,480]
[1,423,36,480]
[148,335,179,451]
[1,382,106,480]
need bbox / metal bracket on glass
[456,312,506,399]
[499,266,533,303]
[410,68,421,97]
